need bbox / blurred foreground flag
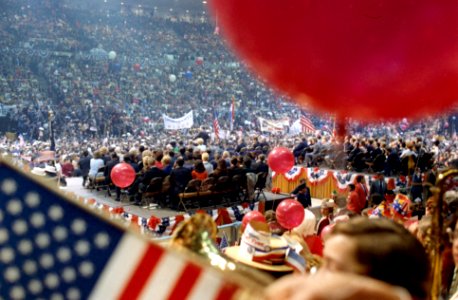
[0,160,242,300]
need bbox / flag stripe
[138,252,186,300]
[300,114,315,133]
[215,282,239,300]
[118,244,165,300]
[88,235,148,300]
[167,263,203,300]
[188,270,224,300]
[214,111,220,140]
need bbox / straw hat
[224,221,293,272]
[44,165,57,174]
[31,167,46,176]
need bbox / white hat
[31,167,46,176]
[44,165,57,174]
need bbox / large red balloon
[210,0,458,121]
[242,211,266,232]
[276,199,305,230]
[268,147,294,174]
[111,163,136,188]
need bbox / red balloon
[242,211,266,232]
[275,199,305,230]
[111,163,136,188]
[210,0,458,121]
[320,224,336,241]
[133,63,141,71]
[268,147,294,174]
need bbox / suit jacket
[253,162,269,174]
[141,167,166,185]
[170,166,192,193]
[104,158,119,183]
[370,179,387,197]
[78,156,92,176]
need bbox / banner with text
[163,110,194,130]
[258,117,290,133]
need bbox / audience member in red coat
[347,184,362,214]
[354,175,369,210]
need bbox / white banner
[258,117,290,132]
[163,111,194,130]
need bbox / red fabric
[191,170,208,181]
[346,191,361,214]
[355,183,368,210]
[147,216,161,230]
[304,235,323,257]
[61,163,74,177]
[215,209,232,225]
[171,215,185,233]
[316,217,330,237]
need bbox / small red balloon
[268,147,294,174]
[276,199,305,230]
[211,0,458,121]
[133,63,141,71]
[111,163,136,188]
[242,211,266,232]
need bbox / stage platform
[64,177,324,219]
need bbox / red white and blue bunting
[306,168,330,185]
[64,191,257,238]
[272,166,305,181]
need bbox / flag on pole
[213,111,220,141]
[213,15,220,35]
[230,96,235,131]
[0,159,247,300]
[300,113,315,133]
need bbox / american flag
[300,113,315,133]
[0,160,244,299]
[213,111,220,141]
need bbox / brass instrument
[170,214,274,299]
[428,169,458,300]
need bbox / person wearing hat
[224,221,300,277]
[317,200,334,236]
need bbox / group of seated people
[293,134,448,176]
[80,140,270,210]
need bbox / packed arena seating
[1,0,458,210]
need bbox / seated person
[191,160,208,181]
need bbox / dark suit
[170,167,192,194]
[104,158,119,184]
[169,166,192,209]
[369,179,387,199]
[78,155,91,186]
[141,167,166,186]
[293,141,308,157]
[253,161,269,174]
